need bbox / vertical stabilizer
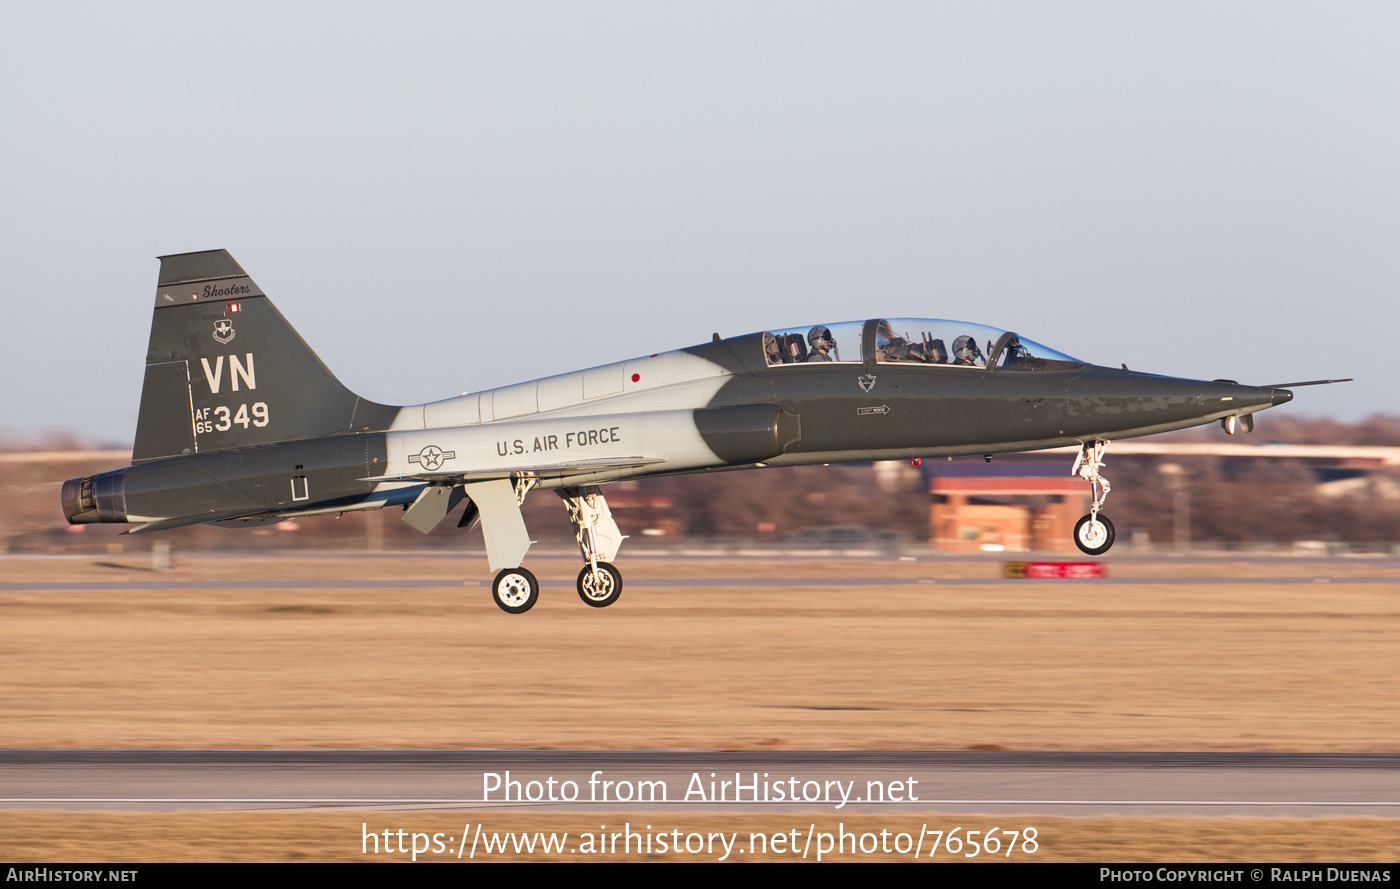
[132,250,397,461]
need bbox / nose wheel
[492,567,540,614]
[577,562,623,607]
[1073,514,1115,556]
[1072,440,1115,556]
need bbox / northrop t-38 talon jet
[63,250,1346,613]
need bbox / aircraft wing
[121,458,665,536]
[381,456,667,558]
[367,456,665,484]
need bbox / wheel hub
[498,575,532,606]
[580,571,615,601]
[1079,521,1106,548]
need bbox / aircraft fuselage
[69,331,1288,527]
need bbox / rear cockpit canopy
[759,318,1085,370]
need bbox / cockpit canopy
[762,320,865,365]
[760,318,1084,370]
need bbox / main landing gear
[483,483,628,614]
[492,567,540,614]
[1072,440,1115,556]
[490,560,623,613]
[561,485,626,609]
[577,561,622,608]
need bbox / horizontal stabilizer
[122,509,271,535]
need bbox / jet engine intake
[693,404,802,464]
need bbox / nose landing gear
[1072,440,1115,556]
[1073,513,1115,556]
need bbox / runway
[4,751,1399,816]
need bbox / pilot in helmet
[805,325,837,362]
[952,335,984,366]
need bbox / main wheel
[492,567,539,614]
[1073,514,1116,556]
[576,562,623,608]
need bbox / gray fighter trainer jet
[63,250,1344,613]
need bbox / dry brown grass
[0,554,1396,750]
[1,811,1396,862]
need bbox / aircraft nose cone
[1271,388,1293,406]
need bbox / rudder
[132,249,397,461]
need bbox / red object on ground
[1004,562,1105,579]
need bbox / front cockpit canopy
[762,320,865,365]
[759,318,1084,370]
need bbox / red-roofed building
[926,462,1089,552]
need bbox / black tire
[492,567,539,614]
[1073,514,1115,556]
[576,562,623,608]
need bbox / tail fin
[132,250,398,461]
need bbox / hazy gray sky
[2,2,1396,443]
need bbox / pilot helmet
[808,326,836,352]
[952,335,983,364]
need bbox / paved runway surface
[3,751,1398,815]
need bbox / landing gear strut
[471,474,540,614]
[1071,440,1115,556]
[559,485,626,608]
